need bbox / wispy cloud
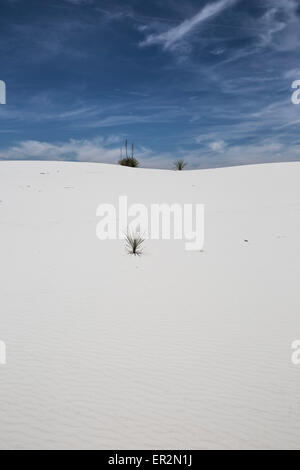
[208,140,227,152]
[140,0,238,50]
[182,141,300,169]
[0,138,120,164]
[0,138,173,169]
[259,0,299,50]
[1,133,300,170]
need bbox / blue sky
[0,0,300,168]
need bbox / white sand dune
[0,160,300,450]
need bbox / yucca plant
[174,159,187,171]
[119,157,139,167]
[125,231,145,256]
[119,140,139,167]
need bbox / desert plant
[174,159,187,171]
[125,231,145,256]
[119,139,139,167]
[119,156,139,167]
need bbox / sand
[0,160,300,449]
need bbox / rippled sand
[0,161,299,449]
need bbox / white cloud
[211,48,225,56]
[0,139,118,164]
[209,140,226,152]
[259,0,300,51]
[183,140,300,169]
[140,0,238,50]
[1,136,300,170]
[0,138,173,169]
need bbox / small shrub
[119,139,139,167]
[174,159,187,171]
[125,231,145,256]
[119,156,139,167]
